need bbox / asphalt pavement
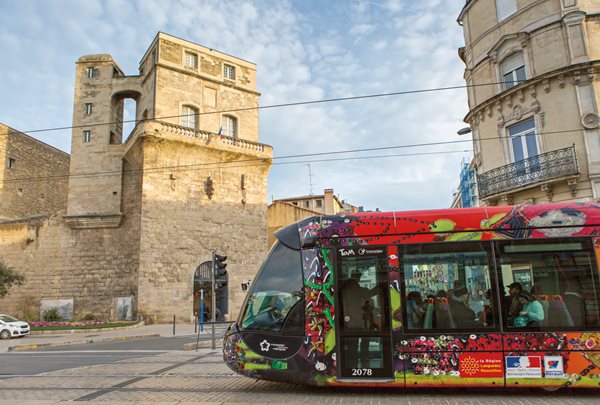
[0,321,227,353]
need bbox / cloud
[349,23,376,37]
[0,0,470,211]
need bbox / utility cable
[3,150,473,184]
[0,71,595,136]
[0,124,585,185]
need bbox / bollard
[173,314,176,336]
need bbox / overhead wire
[0,126,585,184]
[0,72,595,184]
[1,72,594,136]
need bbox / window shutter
[496,0,516,22]
[501,53,524,75]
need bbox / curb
[30,320,146,335]
[7,333,161,352]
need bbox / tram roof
[276,202,600,249]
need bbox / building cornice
[464,60,600,124]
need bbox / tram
[223,202,600,389]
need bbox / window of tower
[7,158,15,169]
[501,53,526,91]
[86,67,98,78]
[222,115,237,138]
[224,64,236,80]
[185,51,198,69]
[84,103,93,116]
[83,130,91,143]
[181,105,198,129]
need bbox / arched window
[181,105,198,129]
[501,53,526,90]
[222,115,237,138]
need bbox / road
[0,337,599,404]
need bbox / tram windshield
[240,242,303,333]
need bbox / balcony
[124,120,272,158]
[477,146,579,199]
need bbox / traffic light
[213,252,228,290]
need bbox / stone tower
[65,32,272,321]
[66,54,134,226]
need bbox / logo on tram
[260,340,270,352]
[340,248,385,257]
[458,353,503,378]
[505,356,542,378]
[543,356,565,378]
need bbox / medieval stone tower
[0,32,272,322]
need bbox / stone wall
[0,33,271,324]
[153,34,260,143]
[136,133,271,322]
[0,142,143,320]
[0,124,69,219]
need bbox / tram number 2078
[351,368,373,376]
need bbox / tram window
[497,237,600,331]
[399,242,497,331]
[239,242,304,333]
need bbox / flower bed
[30,321,137,331]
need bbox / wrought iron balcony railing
[477,146,579,199]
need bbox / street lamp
[457,127,472,136]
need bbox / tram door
[335,247,393,380]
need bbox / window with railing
[509,118,538,175]
[222,115,237,138]
[181,105,198,129]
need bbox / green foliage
[0,261,25,298]
[81,313,96,321]
[42,307,63,322]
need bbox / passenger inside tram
[448,286,482,328]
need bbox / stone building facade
[458,0,600,206]
[0,124,70,220]
[0,33,272,323]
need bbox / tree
[0,262,25,298]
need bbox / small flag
[217,126,223,139]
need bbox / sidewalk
[0,322,212,352]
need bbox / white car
[0,314,30,339]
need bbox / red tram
[223,202,600,389]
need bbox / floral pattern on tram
[302,248,336,383]
[304,202,600,245]
[224,202,600,388]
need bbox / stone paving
[1,349,600,404]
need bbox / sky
[0,0,472,212]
